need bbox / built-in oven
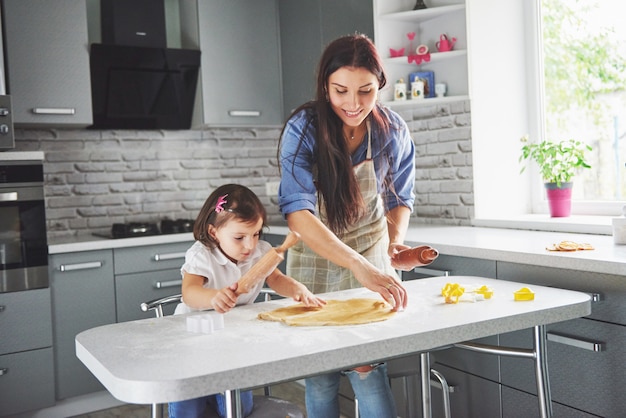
[0,159,48,292]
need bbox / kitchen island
[76,276,590,418]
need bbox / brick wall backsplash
[13,99,472,240]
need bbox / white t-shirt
[174,239,273,314]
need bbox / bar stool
[140,291,304,418]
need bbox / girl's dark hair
[278,33,392,235]
[193,184,267,248]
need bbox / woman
[277,34,416,418]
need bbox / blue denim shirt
[278,106,415,217]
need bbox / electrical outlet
[265,181,280,196]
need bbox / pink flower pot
[545,182,573,217]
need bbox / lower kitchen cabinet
[0,289,55,416]
[498,261,626,417]
[113,241,192,321]
[49,250,116,400]
[116,268,185,321]
[0,348,55,416]
[499,318,626,418]
[502,385,598,418]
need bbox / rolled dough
[257,298,395,326]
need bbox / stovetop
[93,219,194,239]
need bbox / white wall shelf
[374,0,468,105]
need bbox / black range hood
[89,44,200,130]
[90,0,200,130]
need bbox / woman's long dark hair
[278,33,391,235]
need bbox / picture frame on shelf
[409,71,435,98]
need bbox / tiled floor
[70,382,311,418]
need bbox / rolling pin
[392,245,439,271]
[235,230,300,295]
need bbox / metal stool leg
[420,352,433,418]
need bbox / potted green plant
[519,135,592,217]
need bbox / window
[537,0,626,214]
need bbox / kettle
[436,34,456,52]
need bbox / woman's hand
[388,242,411,270]
[211,283,239,313]
[352,259,407,312]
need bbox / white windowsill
[472,215,615,236]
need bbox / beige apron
[287,121,398,294]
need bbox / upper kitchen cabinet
[179,0,283,127]
[374,0,468,106]
[279,0,374,119]
[1,0,93,127]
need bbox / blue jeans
[305,363,397,418]
[168,390,253,418]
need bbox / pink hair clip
[215,194,228,213]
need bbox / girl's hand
[292,284,326,308]
[211,283,239,313]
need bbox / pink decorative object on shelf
[389,47,405,57]
[436,34,457,52]
[408,44,430,64]
[407,31,416,54]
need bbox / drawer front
[498,261,626,325]
[0,347,55,416]
[500,318,626,417]
[429,363,502,418]
[401,254,497,281]
[114,241,192,274]
[116,269,183,322]
[0,288,52,355]
[431,335,500,381]
[502,386,596,418]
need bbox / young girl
[169,183,324,418]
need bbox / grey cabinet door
[0,289,52,355]
[279,0,374,120]
[2,0,92,127]
[116,269,183,322]
[49,250,115,399]
[0,348,55,416]
[181,0,283,126]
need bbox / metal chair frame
[139,289,297,418]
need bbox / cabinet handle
[153,252,186,261]
[411,267,450,277]
[547,332,604,352]
[0,192,17,202]
[154,280,182,289]
[32,107,76,115]
[228,110,261,117]
[59,261,103,272]
[0,368,7,376]
[588,292,602,302]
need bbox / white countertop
[48,232,195,254]
[49,225,626,276]
[0,151,45,161]
[76,276,590,405]
[269,225,626,276]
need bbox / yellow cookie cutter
[514,287,535,301]
[441,283,465,304]
[475,285,494,299]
